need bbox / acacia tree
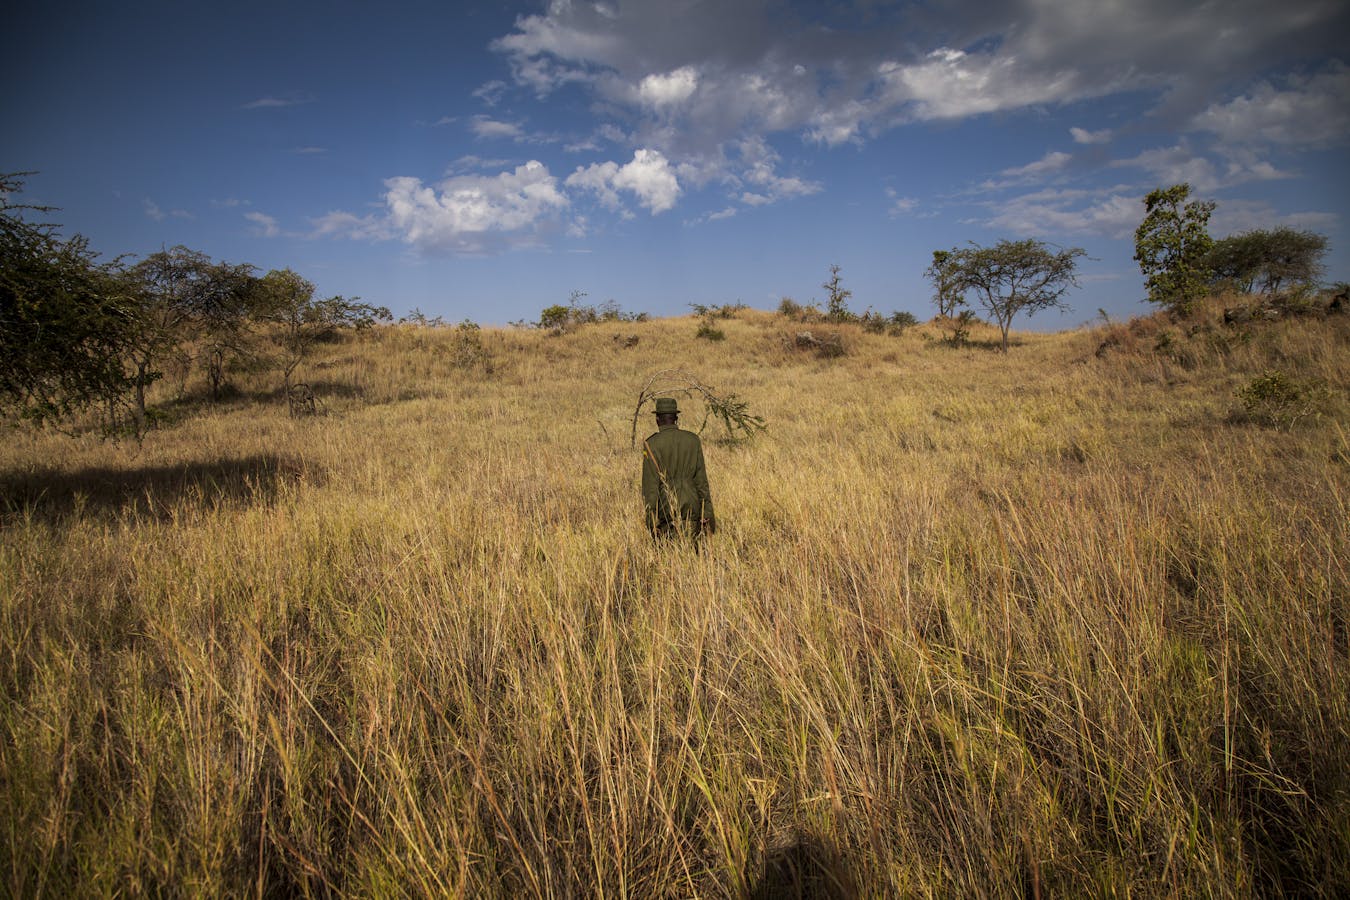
[195,260,260,399]
[123,246,229,425]
[255,268,391,394]
[924,249,965,317]
[946,239,1084,352]
[1134,183,1215,314]
[0,174,137,426]
[1205,231,1263,293]
[1208,227,1328,294]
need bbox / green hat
[654,397,680,415]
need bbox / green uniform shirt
[641,424,714,534]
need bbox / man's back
[641,424,714,535]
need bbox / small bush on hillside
[691,302,746,320]
[598,298,647,322]
[695,319,725,341]
[399,308,447,327]
[778,296,822,322]
[450,319,490,370]
[788,330,845,358]
[538,290,603,334]
[1232,370,1330,430]
[538,304,572,332]
[890,310,919,331]
[936,311,976,346]
[860,309,919,335]
[538,292,645,333]
[859,310,887,334]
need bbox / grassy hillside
[2,301,1348,896]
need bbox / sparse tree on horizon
[823,264,853,322]
[942,239,1084,352]
[1207,226,1329,295]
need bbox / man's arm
[641,439,661,528]
[694,440,714,530]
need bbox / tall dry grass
[1,302,1348,896]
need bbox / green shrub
[889,310,919,331]
[691,302,745,320]
[1233,370,1329,429]
[538,304,571,332]
[538,290,606,333]
[778,297,822,321]
[859,310,888,334]
[938,311,975,346]
[860,309,919,335]
[451,319,488,369]
[695,319,725,341]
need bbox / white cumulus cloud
[567,149,680,214]
[876,49,1083,122]
[638,66,700,107]
[383,161,568,254]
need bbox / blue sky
[7,0,1349,328]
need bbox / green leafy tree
[0,174,137,426]
[1205,231,1263,293]
[1209,227,1328,295]
[124,246,255,423]
[823,264,853,322]
[925,249,965,317]
[196,260,261,399]
[946,239,1084,352]
[255,268,391,393]
[1134,184,1215,313]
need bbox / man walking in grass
[641,397,716,541]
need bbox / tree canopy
[2,174,393,434]
[1134,183,1215,314]
[924,249,965,318]
[254,268,391,389]
[938,239,1085,352]
[0,174,137,425]
[1207,227,1328,294]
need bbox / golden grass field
[2,300,1348,897]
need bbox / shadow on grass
[747,831,858,900]
[166,378,367,408]
[0,454,317,525]
[929,337,1023,352]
